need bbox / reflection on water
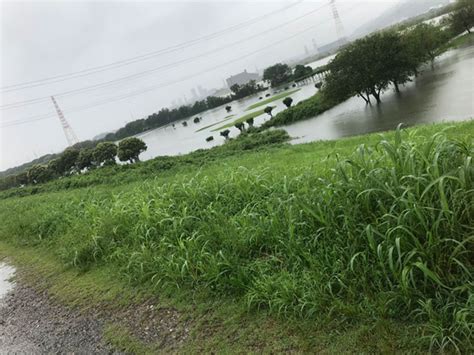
[284,44,474,143]
[138,44,473,160]
[0,263,15,300]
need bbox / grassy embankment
[245,88,301,111]
[0,120,472,352]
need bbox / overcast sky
[0,0,402,171]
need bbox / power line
[1,1,304,93]
[1,2,331,110]
[2,10,354,129]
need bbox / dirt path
[0,263,111,353]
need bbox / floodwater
[0,262,15,300]
[285,42,474,143]
[137,42,474,160]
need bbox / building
[225,69,259,88]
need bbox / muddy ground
[0,264,191,354]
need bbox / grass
[0,129,289,198]
[211,106,276,131]
[441,31,474,52]
[262,92,340,128]
[245,88,301,111]
[195,114,235,132]
[0,120,473,352]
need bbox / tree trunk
[371,89,381,104]
[393,80,400,93]
[356,91,369,105]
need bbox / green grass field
[245,88,301,111]
[211,106,275,131]
[195,114,235,132]
[0,120,472,353]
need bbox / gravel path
[0,264,111,353]
[0,261,192,353]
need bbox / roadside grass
[245,88,301,111]
[0,129,289,199]
[211,106,276,131]
[0,242,423,353]
[195,114,235,132]
[0,121,472,352]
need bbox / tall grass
[0,127,472,351]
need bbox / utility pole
[330,0,346,42]
[51,96,79,147]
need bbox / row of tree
[0,138,147,189]
[324,24,451,104]
[262,63,314,87]
[323,0,473,105]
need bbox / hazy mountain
[351,0,451,38]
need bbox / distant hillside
[351,0,451,39]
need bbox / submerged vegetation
[211,106,276,131]
[0,121,473,352]
[245,88,300,111]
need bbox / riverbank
[0,120,472,352]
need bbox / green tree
[449,0,474,35]
[47,159,61,177]
[246,117,254,127]
[93,142,117,166]
[293,65,313,80]
[283,97,293,108]
[27,165,53,184]
[57,148,79,175]
[76,148,94,170]
[220,129,230,140]
[325,32,410,103]
[117,137,147,163]
[264,106,274,117]
[263,63,292,87]
[234,122,245,132]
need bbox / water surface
[0,262,15,300]
[137,43,473,160]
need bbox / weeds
[0,124,472,351]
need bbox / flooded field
[137,42,473,160]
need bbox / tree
[450,0,474,35]
[117,137,147,163]
[225,105,232,113]
[47,159,61,177]
[27,165,53,184]
[76,148,94,170]
[234,122,245,132]
[293,65,313,80]
[220,129,230,140]
[283,97,293,108]
[405,24,449,65]
[246,117,254,127]
[93,142,117,166]
[325,32,407,104]
[57,148,79,175]
[263,63,292,87]
[264,106,274,117]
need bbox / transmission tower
[51,96,79,146]
[329,0,346,42]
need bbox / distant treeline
[1,81,265,179]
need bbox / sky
[0,0,402,171]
